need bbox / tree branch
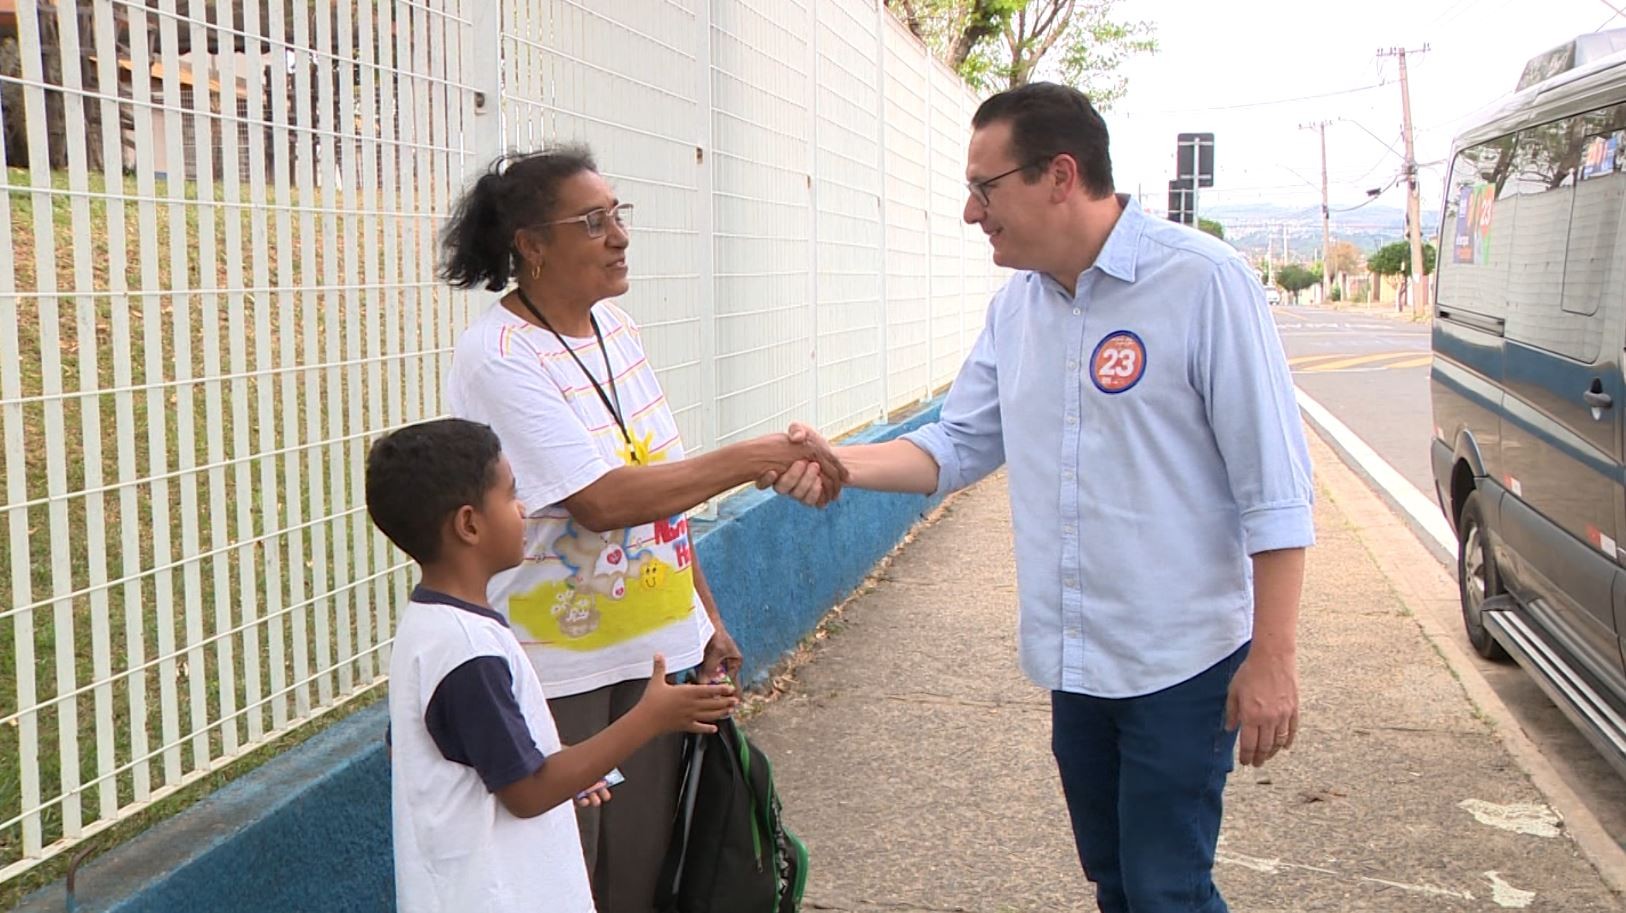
[948,1,1011,70]
[1029,0,1075,68]
[887,0,929,40]
[1032,0,1069,38]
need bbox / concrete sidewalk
[744,433,1625,913]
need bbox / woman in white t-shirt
[438,147,846,913]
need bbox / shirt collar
[1091,194,1144,285]
[1040,194,1144,295]
[411,583,509,627]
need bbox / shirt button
[1072,307,1082,316]
[1066,414,1077,425]
[1065,626,1081,638]
[1064,577,1078,589]
[1063,524,1075,535]
[1066,360,1078,371]
[1062,468,1075,480]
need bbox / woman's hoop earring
[531,263,541,281]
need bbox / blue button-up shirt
[903,197,1315,698]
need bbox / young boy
[367,418,739,913]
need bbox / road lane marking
[1297,351,1423,372]
[1386,355,1433,369]
[1294,386,1457,557]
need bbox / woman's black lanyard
[514,287,639,463]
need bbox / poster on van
[1453,182,1496,264]
[1579,132,1620,180]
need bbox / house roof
[94,54,252,101]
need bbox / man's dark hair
[972,82,1114,199]
[365,418,503,564]
[439,145,599,291]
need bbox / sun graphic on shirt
[617,429,666,467]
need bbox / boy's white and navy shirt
[389,585,594,913]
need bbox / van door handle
[1583,389,1613,408]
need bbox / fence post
[949,93,962,362]
[874,1,891,424]
[923,60,935,403]
[468,1,504,166]
[806,4,821,435]
[693,0,721,519]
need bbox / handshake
[752,422,848,508]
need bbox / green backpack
[657,716,809,913]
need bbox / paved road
[1271,302,1626,860]
[1272,303,1435,496]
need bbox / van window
[1437,135,1514,320]
[1503,116,1603,363]
[1560,104,1626,319]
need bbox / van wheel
[1458,491,1510,661]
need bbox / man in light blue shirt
[768,83,1314,912]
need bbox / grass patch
[0,164,448,883]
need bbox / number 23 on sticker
[1090,331,1146,394]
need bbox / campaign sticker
[1090,331,1146,394]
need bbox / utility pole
[1300,120,1332,305]
[1266,226,1275,287]
[1379,44,1430,318]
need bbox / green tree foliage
[887,1,1156,104]
[1366,240,1437,276]
[1276,264,1321,301]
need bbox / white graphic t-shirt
[446,301,712,697]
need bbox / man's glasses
[966,159,1051,207]
[543,203,633,238]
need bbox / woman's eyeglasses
[542,203,633,238]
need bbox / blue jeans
[1051,643,1248,913]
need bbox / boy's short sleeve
[424,655,546,792]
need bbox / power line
[1124,82,1386,116]
[1425,0,1491,32]
[1200,183,1329,193]
[1343,145,1402,187]
[1599,0,1626,30]
[1336,118,1406,159]
[1330,174,1405,212]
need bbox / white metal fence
[0,0,1002,882]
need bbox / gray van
[1430,31,1626,778]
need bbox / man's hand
[1226,649,1299,767]
[699,625,742,684]
[756,423,846,507]
[764,459,824,505]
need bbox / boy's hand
[637,654,738,734]
[575,780,613,808]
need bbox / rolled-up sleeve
[903,305,1007,498]
[1191,258,1315,555]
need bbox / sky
[1104,0,1619,224]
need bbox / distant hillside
[1170,203,1442,262]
